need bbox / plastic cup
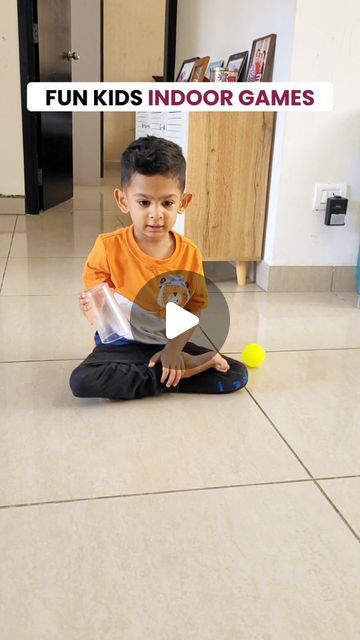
[84,283,131,343]
[210,67,224,82]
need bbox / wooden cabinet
[136,112,275,283]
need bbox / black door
[37,0,73,209]
[18,0,74,212]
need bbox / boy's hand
[79,292,97,325]
[148,346,186,388]
[79,285,114,325]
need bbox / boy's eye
[136,200,175,207]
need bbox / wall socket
[313,183,347,211]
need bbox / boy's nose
[149,204,164,219]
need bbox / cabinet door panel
[185,112,275,260]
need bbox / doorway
[18,0,74,213]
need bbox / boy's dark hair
[121,136,186,191]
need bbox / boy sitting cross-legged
[69,136,248,400]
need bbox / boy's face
[114,173,192,240]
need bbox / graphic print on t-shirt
[128,270,207,344]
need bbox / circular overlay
[129,270,230,367]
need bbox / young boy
[69,136,248,400]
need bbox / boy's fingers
[171,370,181,387]
[161,367,170,383]
[148,352,161,367]
[172,370,182,387]
[166,369,177,387]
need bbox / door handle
[65,51,80,61]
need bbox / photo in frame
[189,56,210,82]
[176,57,199,82]
[225,51,248,81]
[246,34,277,82]
[205,59,224,80]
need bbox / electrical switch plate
[313,183,347,211]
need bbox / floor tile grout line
[0,358,83,363]
[245,388,360,543]
[225,347,360,354]
[313,480,360,542]
[1,474,360,512]
[0,215,18,294]
[316,474,360,481]
[2,347,360,365]
[0,479,317,511]
[245,386,324,479]
[212,290,359,296]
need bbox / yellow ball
[241,343,266,368]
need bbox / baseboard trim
[256,263,356,292]
[0,196,25,215]
[104,161,120,171]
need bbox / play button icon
[165,302,199,339]
[130,269,231,361]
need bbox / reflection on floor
[0,183,360,639]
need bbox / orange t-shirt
[83,224,208,345]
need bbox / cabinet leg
[236,261,247,285]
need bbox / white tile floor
[1,184,360,639]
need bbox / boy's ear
[178,192,192,213]
[114,188,130,214]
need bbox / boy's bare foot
[211,353,231,372]
[181,351,230,379]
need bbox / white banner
[27,82,333,112]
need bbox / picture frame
[176,57,199,82]
[189,56,210,82]
[246,34,277,82]
[225,51,248,81]
[205,59,224,80]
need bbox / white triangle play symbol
[165,302,199,339]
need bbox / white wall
[176,0,360,268]
[267,0,360,266]
[71,0,101,186]
[0,0,24,195]
[176,0,296,81]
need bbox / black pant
[69,342,248,401]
